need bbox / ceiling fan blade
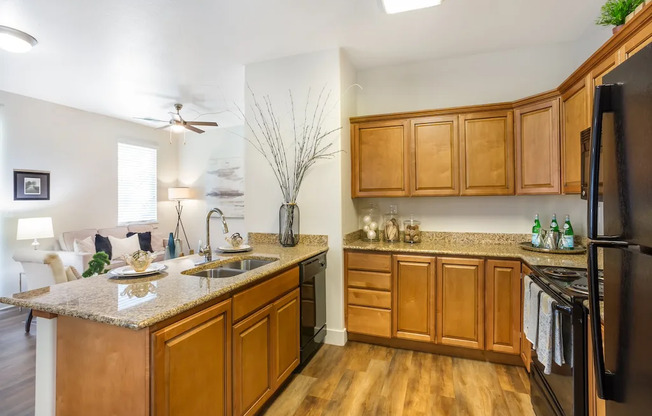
[186,121,218,126]
[184,124,204,134]
[134,117,168,123]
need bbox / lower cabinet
[152,299,232,416]
[393,255,436,342]
[587,315,607,416]
[436,257,485,349]
[485,260,521,355]
[233,288,300,416]
[520,264,533,371]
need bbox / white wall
[244,49,349,345]
[176,126,246,251]
[339,51,359,235]
[0,91,177,300]
[353,34,611,235]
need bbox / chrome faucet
[199,208,229,262]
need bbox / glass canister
[360,203,381,242]
[383,204,400,243]
[403,218,421,244]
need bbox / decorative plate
[216,244,253,253]
[518,242,587,255]
[108,263,167,278]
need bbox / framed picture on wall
[14,170,50,200]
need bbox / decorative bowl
[123,250,156,272]
[225,232,244,248]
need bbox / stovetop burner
[568,281,604,296]
[542,267,583,280]
[534,266,604,301]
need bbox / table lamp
[168,187,191,252]
[17,217,54,250]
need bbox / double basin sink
[188,258,277,279]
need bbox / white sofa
[55,224,167,273]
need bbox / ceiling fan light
[382,0,442,14]
[0,25,37,53]
[171,124,185,133]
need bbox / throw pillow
[95,234,113,259]
[73,236,95,254]
[109,234,141,259]
[126,231,153,252]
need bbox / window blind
[118,143,157,224]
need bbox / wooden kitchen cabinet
[561,79,590,194]
[152,299,232,416]
[351,119,410,197]
[436,257,485,349]
[588,53,618,113]
[485,260,521,355]
[410,115,459,196]
[520,264,533,372]
[273,288,300,388]
[587,315,607,416]
[618,19,652,63]
[459,110,514,196]
[393,255,436,342]
[233,304,274,416]
[514,98,561,195]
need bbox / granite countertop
[0,243,328,330]
[344,239,593,269]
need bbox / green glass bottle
[550,213,560,233]
[562,214,574,249]
[532,214,542,247]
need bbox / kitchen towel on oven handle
[537,292,556,374]
[524,275,542,347]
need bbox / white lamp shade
[17,217,54,240]
[168,187,192,200]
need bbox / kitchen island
[0,242,328,416]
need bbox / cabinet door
[459,111,514,196]
[561,79,590,194]
[153,299,232,416]
[515,98,561,195]
[393,255,436,342]
[589,54,618,112]
[520,265,533,372]
[436,257,485,349]
[351,120,409,197]
[410,116,459,196]
[233,304,274,416]
[273,288,300,388]
[485,260,521,355]
[618,20,652,63]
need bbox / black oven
[298,253,327,367]
[527,269,587,416]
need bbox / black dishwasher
[298,253,327,367]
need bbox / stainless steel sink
[187,258,277,279]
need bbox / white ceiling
[0,0,604,125]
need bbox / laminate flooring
[263,342,535,416]
[0,308,35,416]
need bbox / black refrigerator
[587,42,652,415]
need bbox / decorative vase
[360,202,381,242]
[167,233,176,259]
[279,202,300,247]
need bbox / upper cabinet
[618,19,652,63]
[460,110,514,196]
[514,97,561,195]
[561,79,590,194]
[410,116,459,196]
[351,120,410,197]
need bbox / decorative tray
[519,242,587,255]
[216,244,253,253]
[108,264,168,278]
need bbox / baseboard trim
[325,327,348,346]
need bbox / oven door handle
[552,302,573,315]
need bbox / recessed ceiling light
[0,25,38,53]
[382,0,442,14]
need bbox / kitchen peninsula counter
[0,243,328,329]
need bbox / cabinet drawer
[347,288,391,309]
[233,267,299,322]
[347,305,391,338]
[347,270,392,290]
[346,252,392,272]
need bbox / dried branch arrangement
[242,85,341,203]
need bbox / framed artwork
[205,157,244,218]
[14,170,50,200]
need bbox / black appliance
[580,127,603,201]
[298,253,327,367]
[587,43,652,415]
[526,265,600,416]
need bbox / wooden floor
[0,308,36,416]
[263,342,535,416]
[0,308,534,416]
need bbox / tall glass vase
[279,202,300,247]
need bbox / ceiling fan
[135,103,218,134]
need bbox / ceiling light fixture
[382,0,442,14]
[0,25,38,53]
